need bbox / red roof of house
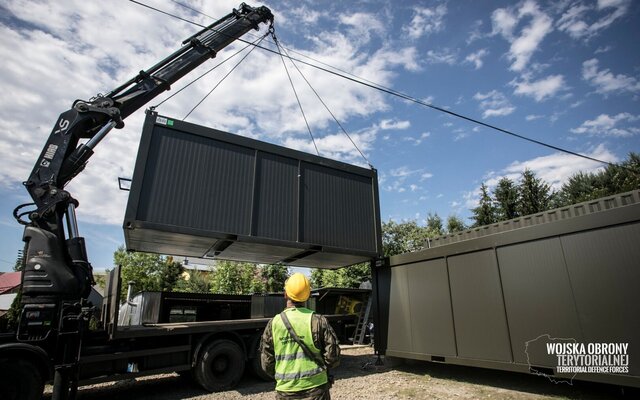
[0,272,22,294]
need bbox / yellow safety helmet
[285,273,311,302]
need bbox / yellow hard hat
[285,273,311,302]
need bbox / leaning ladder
[353,294,373,344]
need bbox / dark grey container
[124,111,381,268]
[376,190,640,388]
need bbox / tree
[446,215,466,233]
[13,249,24,272]
[608,152,640,193]
[175,268,213,293]
[310,263,371,289]
[114,246,184,298]
[518,169,551,216]
[381,220,431,256]
[471,183,497,227]
[310,268,325,289]
[494,177,519,220]
[555,152,640,207]
[260,265,289,292]
[209,261,263,295]
[425,213,444,236]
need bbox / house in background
[0,271,21,295]
[0,272,22,328]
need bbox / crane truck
[0,4,280,400]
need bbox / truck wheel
[250,354,273,381]
[0,358,44,400]
[194,339,245,392]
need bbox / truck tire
[0,358,44,400]
[194,339,245,392]
[250,354,273,381]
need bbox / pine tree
[425,213,444,236]
[446,215,466,233]
[471,183,497,227]
[494,177,519,220]
[518,169,551,216]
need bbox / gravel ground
[45,346,632,400]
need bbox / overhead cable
[129,0,633,174]
[182,32,268,120]
[278,38,372,167]
[272,32,319,156]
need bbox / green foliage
[494,177,519,220]
[14,249,24,272]
[425,213,444,236]
[209,260,264,295]
[467,153,640,228]
[518,169,552,215]
[555,153,640,207]
[381,220,431,256]
[4,290,22,331]
[310,263,370,289]
[114,246,184,298]
[260,265,289,293]
[446,215,466,233]
[174,268,213,293]
[471,183,498,227]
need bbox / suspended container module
[124,111,381,268]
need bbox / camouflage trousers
[275,383,331,400]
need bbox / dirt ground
[45,346,633,400]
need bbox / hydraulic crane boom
[12,4,273,399]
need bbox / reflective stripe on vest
[272,307,328,392]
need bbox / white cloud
[526,114,544,121]
[465,49,489,69]
[511,74,566,101]
[390,166,420,178]
[402,131,430,146]
[557,0,630,39]
[467,20,486,44]
[582,58,640,95]
[473,90,516,118]
[491,144,618,190]
[339,12,386,46]
[383,166,431,193]
[491,1,553,72]
[420,172,434,181]
[571,113,640,137]
[379,119,411,130]
[283,126,377,165]
[403,4,447,39]
[0,0,419,225]
[426,49,457,65]
[465,144,618,208]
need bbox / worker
[260,273,341,400]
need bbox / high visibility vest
[272,307,328,392]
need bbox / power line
[277,38,372,167]
[182,32,268,120]
[129,0,632,173]
[272,33,319,156]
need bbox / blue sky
[1,0,639,272]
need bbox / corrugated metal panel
[426,190,640,248]
[497,238,583,365]
[137,127,254,234]
[379,194,640,387]
[448,250,512,362]
[386,265,412,354]
[406,259,456,356]
[301,162,377,252]
[561,224,640,376]
[253,152,298,241]
[124,112,381,268]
